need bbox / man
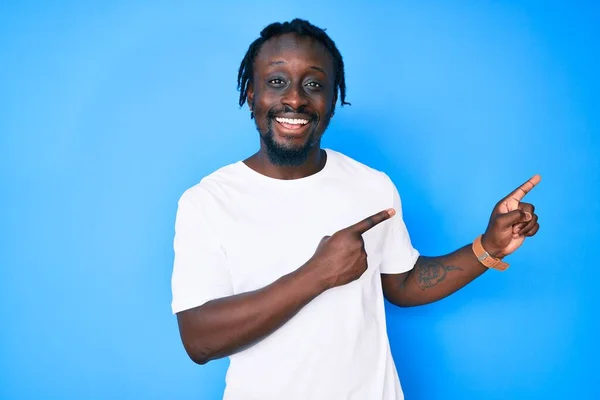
[171,19,540,400]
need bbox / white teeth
[275,117,309,125]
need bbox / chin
[273,135,311,150]
[262,132,316,166]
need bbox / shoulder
[178,161,246,207]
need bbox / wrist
[296,260,330,295]
[473,234,510,271]
[480,233,504,259]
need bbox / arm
[382,175,541,307]
[381,246,487,307]
[176,209,394,365]
[177,262,325,365]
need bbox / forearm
[177,262,325,364]
[385,244,488,307]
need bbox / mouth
[273,116,312,133]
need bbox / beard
[254,107,328,166]
[258,120,317,166]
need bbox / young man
[171,19,540,400]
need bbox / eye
[268,78,286,86]
[306,82,322,88]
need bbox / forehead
[254,33,335,75]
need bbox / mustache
[267,106,317,120]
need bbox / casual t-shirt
[171,148,420,400]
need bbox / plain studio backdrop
[1,1,598,399]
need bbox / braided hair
[237,19,350,114]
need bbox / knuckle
[521,203,534,213]
[520,211,528,219]
[333,231,346,239]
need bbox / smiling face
[247,33,337,166]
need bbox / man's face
[247,33,337,166]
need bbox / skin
[382,175,541,307]
[176,33,541,364]
[244,33,337,178]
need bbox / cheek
[251,98,272,130]
[252,92,275,114]
[318,92,335,113]
[250,99,266,119]
[317,99,334,121]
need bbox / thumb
[495,209,532,228]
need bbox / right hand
[307,209,396,290]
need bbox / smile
[274,117,310,130]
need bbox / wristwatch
[472,235,509,271]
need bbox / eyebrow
[266,61,328,76]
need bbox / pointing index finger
[505,174,542,202]
[347,209,396,235]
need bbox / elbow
[188,347,211,365]
[382,275,423,308]
[394,300,418,308]
[177,309,221,365]
[401,300,428,308]
[387,293,441,308]
[383,289,425,308]
[386,296,420,308]
[191,354,210,366]
[182,339,214,365]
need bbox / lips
[270,114,315,135]
[274,116,310,130]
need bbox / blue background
[1,1,598,399]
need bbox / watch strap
[472,235,509,271]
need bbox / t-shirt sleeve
[379,178,420,274]
[171,188,233,314]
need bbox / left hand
[481,175,541,258]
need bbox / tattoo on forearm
[415,258,462,290]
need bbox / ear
[247,82,255,111]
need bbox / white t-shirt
[171,148,420,400]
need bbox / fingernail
[388,209,396,217]
[525,212,532,221]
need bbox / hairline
[250,33,338,84]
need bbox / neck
[244,146,327,180]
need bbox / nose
[281,82,308,110]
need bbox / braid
[237,19,350,111]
